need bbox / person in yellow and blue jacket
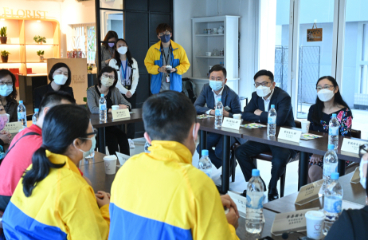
[144,23,190,94]
[109,91,240,240]
[2,105,110,240]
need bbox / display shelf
[195,34,224,37]
[196,56,224,59]
[0,62,25,64]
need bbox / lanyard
[121,60,128,80]
[162,46,172,66]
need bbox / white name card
[228,191,247,216]
[112,109,130,120]
[295,179,323,205]
[116,151,130,167]
[4,122,23,133]
[341,139,366,155]
[221,117,241,130]
[278,128,302,143]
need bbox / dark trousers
[123,93,136,139]
[0,195,11,212]
[105,126,130,155]
[235,141,291,191]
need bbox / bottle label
[246,192,264,209]
[323,164,337,177]
[268,117,276,124]
[324,196,342,214]
[100,104,107,111]
[17,112,26,120]
[215,109,222,116]
[329,126,339,136]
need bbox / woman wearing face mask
[0,69,18,122]
[99,31,118,69]
[33,62,75,108]
[87,66,131,156]
[0,102,11,161]
[109,39,139,148]
[2,104,110,239]
[308,76,352,182]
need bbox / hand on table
[310,154,323,164]
[119,104,128,109]
[221,195,239,217]
[0,130,12,144]
[95,191,110,207]
[254,109,263,116]
[226,207,239,229]
[125,91,132,98]
[223,110,230,117]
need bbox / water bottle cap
[19,100,23,104]
[331,172,339,180]
[328,144,335,150]
[332,113,337,118]
[252,169,260,177]
[201,149,209,157]
[271,104,275,109]
[34,108,39,112]
[101,94,104,97]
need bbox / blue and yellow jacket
[109,141,239,240]
[2,151,110,240]
[144,40,190,94]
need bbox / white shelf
[196,56,224,59]
[195,34,224,37]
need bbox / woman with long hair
[100,30,118,69]
[308,76,353,182]
[2,105,110,239]
[0,69,18,122]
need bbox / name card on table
[4,122,23,133]
[350,167,360,184]
[116,151,130,167]
[112,109,130,120]
[341,139,366,155]
[278,128,302,143]
[221,117,241,130]
[228,191,247,217]
[295,179,324,205]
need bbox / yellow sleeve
[191,177,239,240]
[175,46,190,75]
[61,186,110,240]
[144,46,160,75]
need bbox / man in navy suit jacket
[235,70,295,201]
[194,65,241,168]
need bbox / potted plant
[37,50,45,62]
[1,50,10,63]
[0,27,7,44]
[87,64,93,74]
[33,35,46,44]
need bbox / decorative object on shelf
[220,49,224,56]
[212,28,218,34]
[205,52,212,57]
[212,48,219,56]
[33,35,46,44]
[1,50,10,63]
[218,26,224,34]
[0,27,7,44]
[37,50,45,62]
[87,64,93,74]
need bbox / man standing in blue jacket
[235,70,295,201]
[194,65,241,169]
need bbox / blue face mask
[78,136,96,159]
[209,80,223,92]
[160,34,171,43]
[0,85,13,97]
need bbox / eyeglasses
[84,128,98,137]
[158,31,171,37]
[102,74,114,80]
[359,144,368,158]
[254,81,271,88]
[0,82,12,86]
[316,85,334,91]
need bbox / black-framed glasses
[102,73,114,80]
[254,81,271,88]
[85,128,98,137]
[359,144,368,158]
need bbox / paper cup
[205,52,212,56]
[301,121,311,134]
[305,210,325,239]
[233,114,242,120]
[103,155,117,175]
[112,105,119,110]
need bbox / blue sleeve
[242,94,261,122]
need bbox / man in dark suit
[194,65,241,169]
[235,70,295,201]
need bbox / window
[359,23,368,94]
[68,24,96,65]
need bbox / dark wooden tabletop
[90,108,143,128]
[263,171,366,213]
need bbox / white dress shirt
[263,89,274,112]
[206,87,224,115]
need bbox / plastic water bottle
[328,113,340,149]
[323,172,343,236]
[267,104,277,136]
[245,169,265,234]
[17,100,27,128]
[99,94,107,122]
[32,108,39,124]
[319,144,339,195]
[215,96,223,128]
[198,149,212,178]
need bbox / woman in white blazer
[109,39,139,148]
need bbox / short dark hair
[97,67,118,89]
[209,65,227,78]
[143,91,196,143]
[39,91,76,115]
[156,23,172,35]
[102,31,118,48]
[48,63,72,86]
[254,70,274,82]
[0,69,17,100]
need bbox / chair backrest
[351,129,361,139]
[295,120,301,128]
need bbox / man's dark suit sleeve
[229,93,241,117]
[242,93,261,122]
[194,86,211,114]
[274,94,293,126]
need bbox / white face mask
[53,74,68,85]
[117,46,128,55]
[317,89,334,102]
[101,76,114,87]
[359,158,368,189]
[0,85,13,97]
[256,85,271,98]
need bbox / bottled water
[267,104,277,136]
[198,149,212,178]
[245,169,265,234]
[215,96,223,128]
[323,172,343,236]
[328,113,340,149]
[32,108,39,124]
[99,94,107,122]
[320,144,339,195]
[17,100,27,128]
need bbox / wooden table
[90,108,143,154]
